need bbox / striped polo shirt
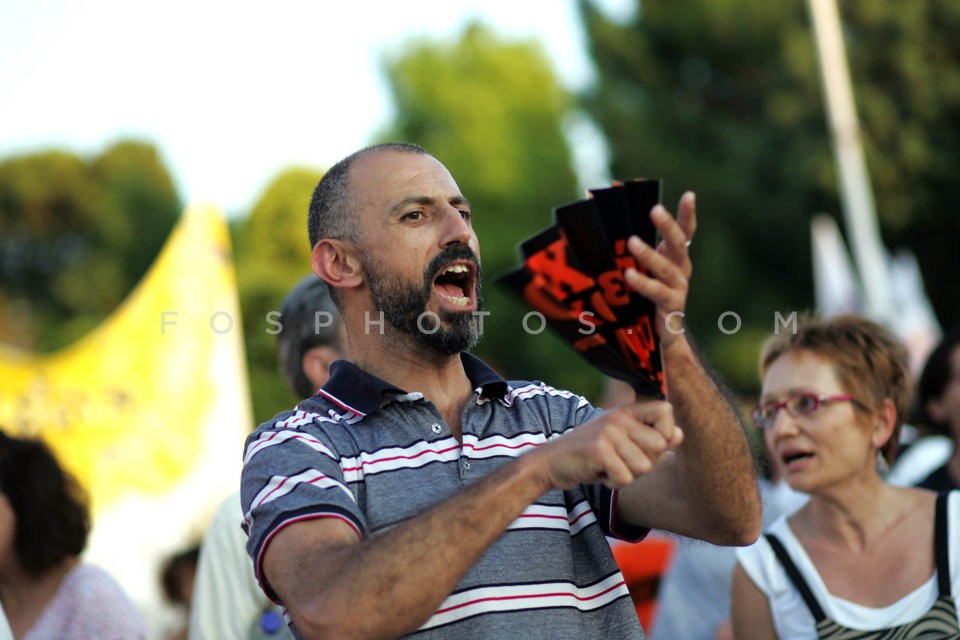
[241,352,648,639]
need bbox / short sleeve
[240,412,365,601]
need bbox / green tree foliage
[0,141,180,350]
[232,166,323,424]
[578,0,960,393]
[378,21,609,400]
[836,1,960,319]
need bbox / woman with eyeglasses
[730,314,960,639]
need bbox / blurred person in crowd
[240,142,761,639]
[911,327,960,492]
[731,314,960,638]
[883,423,952,487]
[189,274,344,640]
[884,330,956,488]
[160,545,199,640]
[650,436,806,640]
[0,430,147,639]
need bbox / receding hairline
[347,144,440,186]
[344,143,434,188]
[308,142,432,249]
[338,146,460,226]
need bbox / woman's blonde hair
[759,313,911,464]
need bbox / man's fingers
[599,456,641,488]
[641,399,681,442]
[625,235,685,290]
[655,192,697,251]
[602,400,682,471]
[676,191,697,244]
[543,400,681,489]
[647,195,696,276]
[651,204,688,255]
[624,214,691,341]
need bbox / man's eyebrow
[450,195,472,209]
[390,195,472,213]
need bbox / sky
[1,0,632,217]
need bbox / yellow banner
[0,204,252,630]
[0,203,250,508]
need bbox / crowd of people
[1,142,957,639]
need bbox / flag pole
[806,0,893,323]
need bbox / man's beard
[361,244,483,356]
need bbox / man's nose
[441,206,472,246]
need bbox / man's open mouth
[433,262,476,308]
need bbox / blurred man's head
[276,275,344,398]
[915,326,960,438]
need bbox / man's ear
[312,239,362,290]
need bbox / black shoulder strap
[764,532,826,622]
[934,491,952,597]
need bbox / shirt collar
[317,352,508,416]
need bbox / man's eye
[458,209,471,221]
[403,211,423,221]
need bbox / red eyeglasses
[751,393,858,429]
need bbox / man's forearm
[274,452,552,640]
[662,336,761,544]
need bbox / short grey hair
[307,142,430,249]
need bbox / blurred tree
[377,21,607,400]
[0,141,180,350]
[232,166,323,424]
[837,1,960,323]
[578,0,960,394]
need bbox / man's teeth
[436,264,470,305]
